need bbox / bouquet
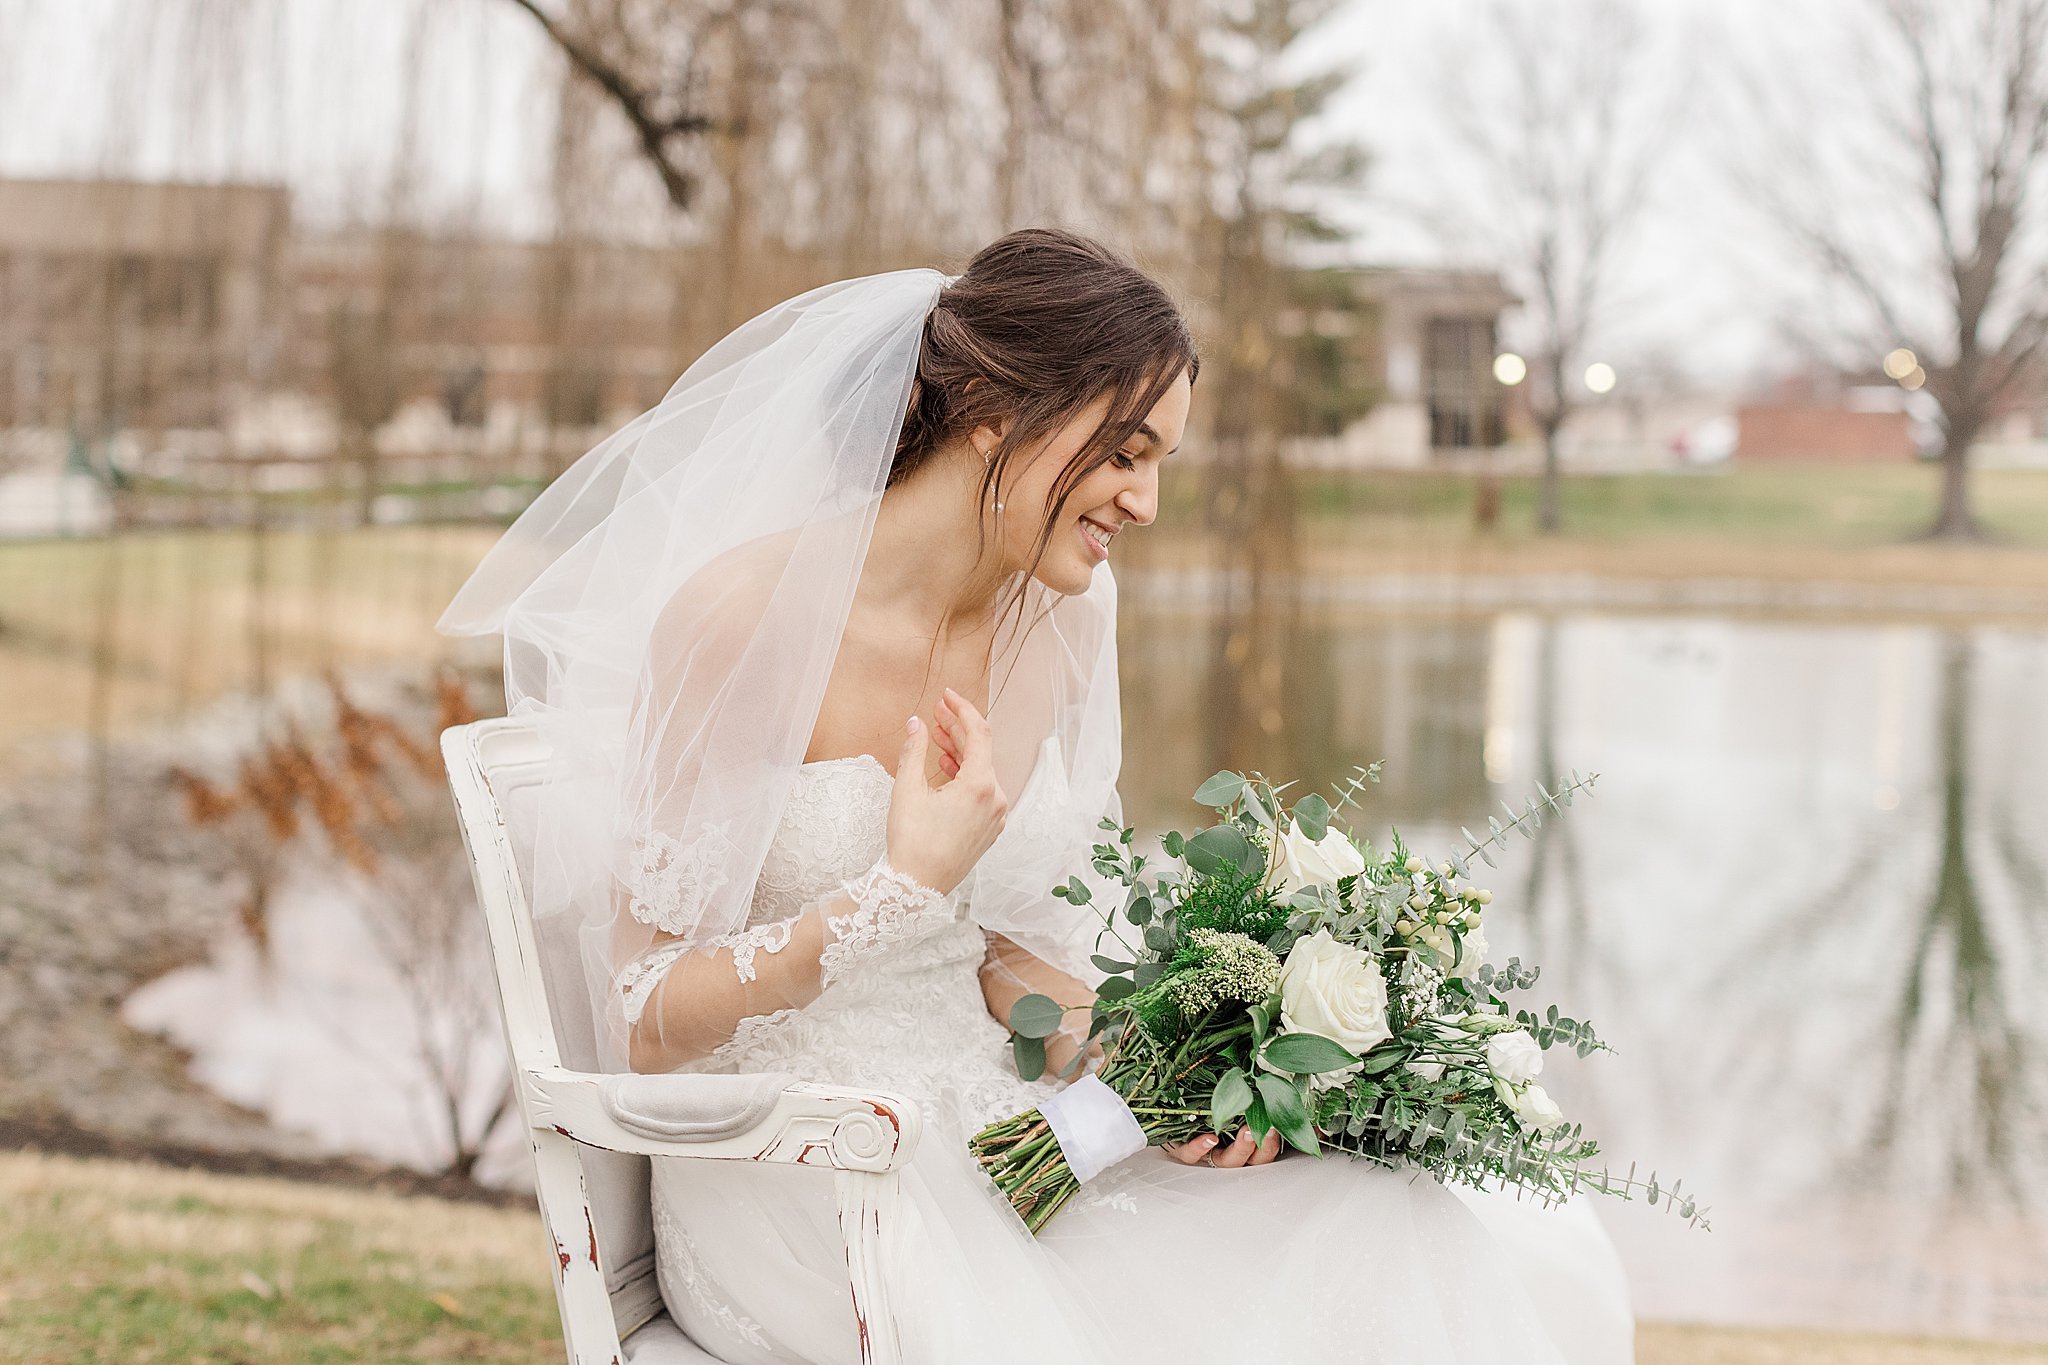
[970,764,1707,1234]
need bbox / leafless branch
[499,0,717,211]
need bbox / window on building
[1424,316,1504,450]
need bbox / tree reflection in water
[1859,630,2048,1218]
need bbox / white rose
[1507,1082,1566,1133]
[1275,929,1391,1090]
[1452,922,1488,977]
[1407,1059,1446,1082]
[1486,1030,1543,1085]
[1276,821,1367,892]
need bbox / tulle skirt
[652,1103,1634,1364]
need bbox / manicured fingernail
[907,716,920,733]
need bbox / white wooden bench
[442,716,921,1364]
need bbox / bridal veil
[439,268,1122,1070]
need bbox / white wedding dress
[648,749,1636,1365]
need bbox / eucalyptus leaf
[1063,875,1092,904]
[1011,1033,1046,1081]
[1292,793,1331,842]
[1193,771,1247,809]
[1008,993,1067,1040]
[1162,831,1185,858]
[1183,824,1253,877]
[1091,954,1134,974]
[1096,975,1136,1002]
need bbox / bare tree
[1741,0,2048,541]
[1423,0,1670,534]
[497,0,720,212]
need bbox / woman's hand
[886,687,1008,896]
[1163,1127,1284,1168]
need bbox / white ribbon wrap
[1037,1075,1148,1184]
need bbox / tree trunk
[1537,420,1564,534]
[1473,468,1501,532]
[1925,414,1985,540]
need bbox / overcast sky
[0,0,1871,389]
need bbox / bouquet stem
[972,1038,1212,1233]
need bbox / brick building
[0,178,291,433]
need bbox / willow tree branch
[499,0,714,211]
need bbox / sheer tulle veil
[438,267,1121,1069]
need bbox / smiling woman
[887,228,1197,605]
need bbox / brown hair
[892,228,1198,626]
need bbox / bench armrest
[523,1066,922,1174]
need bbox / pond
[124,597,2048,1341]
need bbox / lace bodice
[678,753,1063,1133]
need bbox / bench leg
[835,1169,905,1365]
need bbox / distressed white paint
[442,716,921,1365]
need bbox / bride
[443,229,1633,1363]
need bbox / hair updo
[892,228,1198,592]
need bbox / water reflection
[1126,603,2048,1338]
[1123,606,1494,830]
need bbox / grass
[1269,463,2048,547]
[0,524,497,759]
[3,1151,2043,1364]
[0,1150,561,1364]
[1134,464,2048,598]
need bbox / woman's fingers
[929,703,962,763]
[1168,1126,1284,1169]
[1163,1134,1219,1165]
[897,715,929,786]
[1209,1127,1260,1169]
[941,687,994,774]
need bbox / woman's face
[985,368,1192,596]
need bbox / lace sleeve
[621,855,951,1068]
[819,859,948,986]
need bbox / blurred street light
[1584,362,1617,394]
[1493,352,1528,385]
[1883,347,1919,380]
